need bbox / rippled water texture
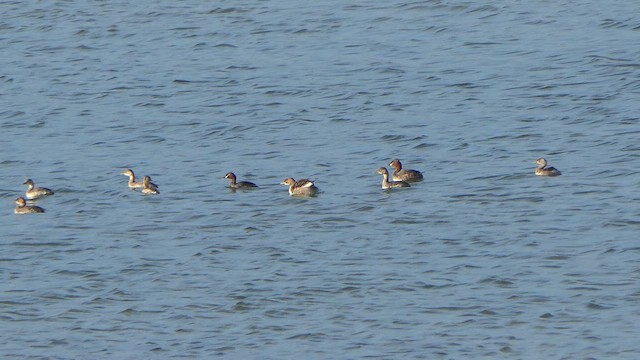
[2,1,640,359]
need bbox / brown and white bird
[389,159,423,182]
[281,177,318,196]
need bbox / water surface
[1,1,639,359]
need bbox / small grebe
[122,169,158,190]
[389,159,423,182]
[141,176,160,194]
[377,167,410,189]
[14,197,45,214]
[224,172,258,189]
[23,179,54,199]
[534,158,562,176]
[281,177,318,196]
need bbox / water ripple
[2,1,640,359]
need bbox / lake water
[1,1,639,359]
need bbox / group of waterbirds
[12,169,158,214]
[224,159,426,195]
[12,158,561,214]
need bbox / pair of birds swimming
[121,169,159,194]
[14,179,53,214]
[226,172,321,196]
[377,159,424,189]
[223,171,319,197]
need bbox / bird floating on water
[281,177,318,196]
[14,197,45,214]
[377,167,411,189]
[389,159,423,182]
[23,179,54,199]
[224,172,258,189]
[534,158,562,176]
[141,175,160,194]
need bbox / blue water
[2,1,639,359]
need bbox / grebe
[141,176,160,194]
[389,159,423,182]
[534,158,562,176]
[377,167,410,189]
[23,179,54,199]
[14,197,45,214]
[281,177,318,196]
[122,169,158,190]
[224,172,258,189]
